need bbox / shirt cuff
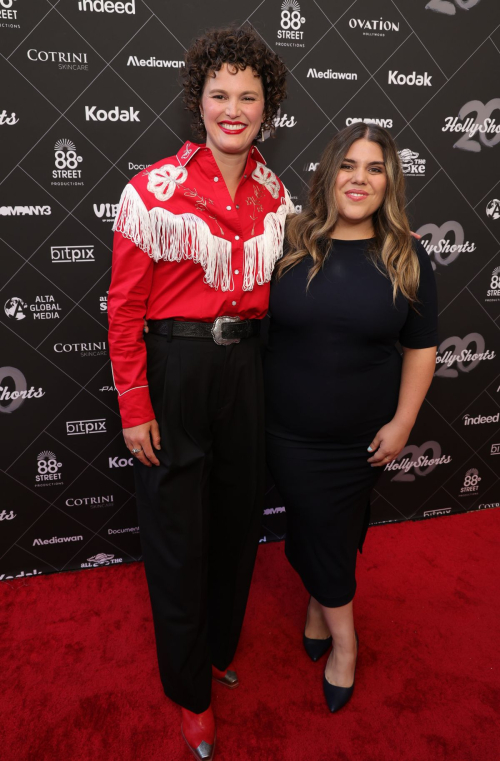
[117,387,156,429]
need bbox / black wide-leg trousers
[133,331,265,714]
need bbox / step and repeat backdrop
[1,0,500,579]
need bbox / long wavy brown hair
[276,123,419,304]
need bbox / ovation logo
[388,70,432,87]
[443,99,500,153]
[435,333,495,378]
[127,56,184,68]
[348,17,399,36]
[417,221,475,270]
[4,295,62,321]
[78,0,135,13]
[27,49,89,71]
[0,205,50,216]
[85,105,139,122]
[385,440,452,482]
[0,366,45,414]
[307,69,358,81]
[277,0,306,49]
[0,109,19,125]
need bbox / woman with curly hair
[265,123,438,712]
[108,25,289,760]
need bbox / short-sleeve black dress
[264,238,438,607]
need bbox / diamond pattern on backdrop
[1,0,500,576]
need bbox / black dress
[264,238,438,607]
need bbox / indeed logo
[462,413,499,426]
[388,70,432,86]
[85,106,140,122]
[78,0,135,13]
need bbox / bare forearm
[393,346,437,430]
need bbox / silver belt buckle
[211,316,241,345]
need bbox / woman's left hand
[367,419,412,467]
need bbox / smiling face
[200,63,265,159]
[334,138,388,232]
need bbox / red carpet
[2,510,499,761]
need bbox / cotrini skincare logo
[0,205,51,216]
[486,267,500,303]
[27,49,89,71]
[462,412,499,426]
[81,553,124,568]
[51,245,95,263]
[306,69,358,81]
[0,367,45,414]
[385,440,452,482]
[65,494,114,508]
[54,341,107,357]
[127,55,184,68]
[348,17,399,36]
[435,333,495,378]
[93,203,119,222]
[486,198,500,221]
[78,0,135,13]
[345,117,393,129]
[85,105,140,122]
[459,467,481,496]
[66,418,107,435]
[0,109,19,125]
[35,451,63,488]
[442,99,500,153]
[276,0,306,49]
[0,0,20,30]
[398,149,426,177]
[426,0,480,17]
[417,221,475,270]
[4,295,62,321]
[52,139,83,187]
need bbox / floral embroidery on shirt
[184,187,224,236]
[246,184,264,236]
[251,161,280,199]
[147,164,188,202]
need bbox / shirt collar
[176,141,267,170]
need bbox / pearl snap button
[226,205,231,210]
[236,204,240,209]
[234,269,240,275]
[235,235,240,240]
[232,301,237,306]
[214,177,219,182]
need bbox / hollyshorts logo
[348,17,400,37]
[435,333,495,378]
[307,69,358,81]
[486,199,500,221]
[65,494,114,508]
[276,0,306,49]
[35,450,63,488]
[388,70,432,87]
[0,0,20,30]
[0,205,51,216]
[273,113,297,128]
[459,467,481,496]
[54,341,107,357]
[385,440,452,482]
[108,526,139,535]
[398,149,426,177]
[0,510,16,520]
[0,569,43,581]
[442,99,500,153]
[417,221,475,270]
[127,56,184,68]
[423,507,452,517]
[51,245,95,263]
[0,109,19,125]
[109,455,134,468]
[345,117,393,129]
[462,412,499,426]
[81,553,123,568]
[426,0,481,17]
[66,418,107,435]
[99,291,108,312]
[52,139,83,187]
[85,106,139,122]
[27,49,89,71]
[33,534,83,546]
[491,443,500,455]
[4,295,62,321]
[0,367,45,414]
[78,0,135,13]
[93,203,119,222]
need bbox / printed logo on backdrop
[398,149,426,177]
[459,467,481,497]
[4,295,62,321]
[435,333,495,378]
[0,109,19,125]
[0,510,16,520]
[94,203,119,222]
[54,341,107,357]
[384,440,452,482]
[127,56,184,69]
[0,367,45,414]
[0,570,43,582]
[417,221,475,270]
[27,49,89,71]
[35,451,63,488]
[81,553,124,568]
[99,384,116,392]
[263,506,286,515]
[66,418,107,435]
[478,502,500,510]
[462,412,499,426]
[426,0,481,17]
[52,140,83,187]
[274,113,298,128]
[276,0,306,49]
[109,455,133,468]
[423,507,452,517]
[345,117,393,129]
[0,0,20,30]
[486,199,500,221]
[348,17,399,37]
[108,526,139,535]
[490,443,500,456]
[85,106,139,122]
[388,71,432,87]
[128,162,151,172]
[442,99,500,153]
[51,245,95,263]
[65,494,114,508]
[99,291,108,313]
[0,205,51,216]
[33,534,83,546]
[78,0,135,13]
[307,69,357,81]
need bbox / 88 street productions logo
[435,333,495,378]
[398,149,426,177]
[459,467,481,497]
[442,99,500,153]
[5,295,62,322]
[0,0,20,30]
[384,440,452,482]
[486,267,500,304]
[417,221,476,270]
[35,450,63,488]
[52,140,83,187]
[276,0,306,49]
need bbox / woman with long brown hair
[264,123,438,712]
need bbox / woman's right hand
[123,419,161,467]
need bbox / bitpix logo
[277,0,306,49]
[52,139,83,187]
[486,199,500,221]
[66,418,106,435]
[51,245,94,263]
[490,443,500,456]
[460,468,481,496]
[398,149,426,177]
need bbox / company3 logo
[443,99,500,153]
[417,221,475,269]
[435,333,495,377]
[426,0,481,16]
[386,441,452,482]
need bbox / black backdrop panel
[1,0,499,577]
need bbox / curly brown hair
[182,25,288,140]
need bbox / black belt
[147,317,261,345]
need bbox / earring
[258,123,270,142]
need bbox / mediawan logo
[0,0,20,30]
[78,0,135,13]
[398,149,426,177]
[348,17,399,36]
[27,49,89,71]
[4,295,62,321]
[276,0,306,49]
[33,534,83,546]
[417,221,475,270]
[52,139,83,187]
[0,205,51,216]
[486,267,500,303]
[307,69,357,81]
[127,56,184,68]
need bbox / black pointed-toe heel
[303,597,332,661]
[323,631,358,713]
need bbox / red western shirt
[108,141,292,428]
